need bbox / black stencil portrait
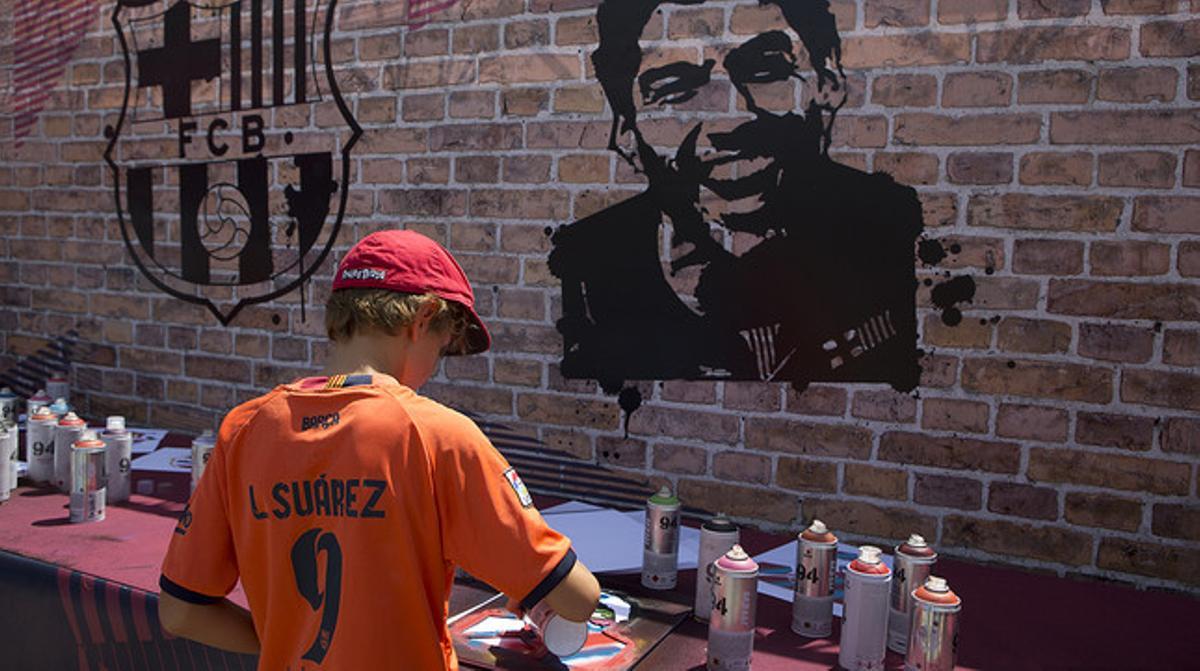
[549,0,925,395]
[105,0,360,325]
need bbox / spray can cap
[924,576,948,592]
[50,398,70,414]
[858,546,883,564]
[649,485,678,505]
[199,429,214,439]
[907,534,927,547]
[32,405,55,419]
[809,519,828,535]
[0,387,13,397]
[74,430,105,448]
[106,416,126,432]
[59,411,85,426]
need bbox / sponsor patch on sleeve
[502,467,533,508]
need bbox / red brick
[1052,110,1200,145]
[785,385,847,416]
[678,479,799,526]
[1122,369,1200,412]
[378,189,467,217]
[660,381,718,405]
[1182,242,1200,277]
[920,193,958,228]
[1098,538,1200,585]
[501,156,551,185]
[653,444,707,475]
[1029,447,1190,495]
[963,358,1112,404]
[1065,493,1142,532]
[555,15,598,45]
[804,499,937,541]
[943,71,1012,107]
[1049,280,1200,321]
[1090,241,1170,276]
[557,154,610,184]
[1185,150,1200,187]
[745,418,872,459]
[968,194,1121,232]
[448,91,494,119]
[452,24,499,54]
[922,314,992,349]
[1139,19,1200,56]
[1102,0,1179,14]
[1018,70,1093,104]
[988,483,1058,521]
[493,358,541,387]
[873,152,938,185]
[1019,0,1090,17]
[515,393,614,429]
[554,85,605,114]
[502,88,549,116]
[919,353,959,388]
[1163,330,1200,367]
[429,123,521,152]
[185,355,250,384]
[526,121,609,149]
[946,152,1013,185]
[944,516,1092,566]
[596,436,646,468]
[844,464,908,500]
[842,33,970,68]
[865,0,930,27]
[979,27,1129,63]
[1134,197,1200,234]
[667,6,725,38]
[480,54,581,84]
[470,189,569,220]
[938,0,1007,23]
[871,74,937,107]
[709,451,768,485]
[955,276,1039,310]
[997,404,1068,442]
[1078,323,1155,364]
[455,156,500,183]
[407,158,450,184]
[630,406,740,444]
[921,397,989,434]
[1099,152,1177,189]
[773,458,837,493]
[1076,411,1154,451]
[1019,152,1092,187]
[1012,239,1084,276]
[1191,65,1200,100]
[879,431,1020,473]
[851,389,917,423]
[1153,505,1200,541]
[723,382,782,413]
[914,473,981,510]
[896,113,1039,146]
[1098,67,1178,103]
[383,60,472,90]
[505,19,550,49]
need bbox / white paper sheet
[543,508,648,574]
[130,447,192,473]
[128,428,169,455]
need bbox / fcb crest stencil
[104,0,361,325]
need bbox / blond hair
[325,288,470,353]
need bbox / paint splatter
[917,239,947,266]
[930,276,976,327]
[618,386,642,439]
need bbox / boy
[158,230,600,669]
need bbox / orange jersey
[161,374,573,670]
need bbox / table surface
[2,474,1198,670]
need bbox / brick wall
[1,0,1198,593]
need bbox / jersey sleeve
[159,423,240,604]
[430,418,573,610]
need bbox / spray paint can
[55,412,87,493]
[0,425,13,502]
[642,485,681,590]
[792,519,838,638]
[904,576,961,671]
[839,546,892,671]
[695,515,740,621]
[707,545,758,671]
[26,388,53,413]
[102,416,132,503]
[0,387,17,427]
[49,398,71,416]
[888,534,938,654]
[527,600,587,658]
[69,431,106,523]
[26,405,58,484]
[46,375,69,406]
[191,430,217,492]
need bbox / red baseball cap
[332,230,491,355]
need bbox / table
[2,462,1199,669]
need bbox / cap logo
[341,268,387,281]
